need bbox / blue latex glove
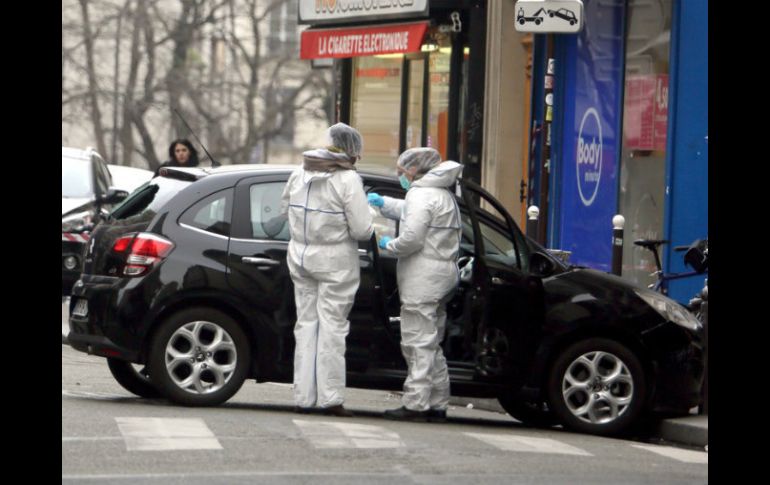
[378,236,392,250]
[367,192,385,207]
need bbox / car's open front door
[460,179,546,385]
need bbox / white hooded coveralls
[379,161,463,411]
[281,158,373,408]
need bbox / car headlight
[62,211,93,233]
[634,290,702,331]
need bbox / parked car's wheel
[547,338,646,436]
[147,308,250,406]
[107,358,162,398]
[498,395,557,427]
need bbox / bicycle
[632,238,708,301]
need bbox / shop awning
[300,21,429,60]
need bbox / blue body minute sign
[554,0,624,272]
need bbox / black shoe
[427,409,447,423]
[323,405,354,417]
[294,406,313,414]
[383,406,429,422]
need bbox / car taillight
[113,235,134,253]
[112,232,174,277]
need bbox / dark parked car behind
[68,165,705,436]
[62,147,128,295]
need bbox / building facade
[298,0,534,223]
[527,0,708,303]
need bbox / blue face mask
[399,174,411,190]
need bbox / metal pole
[527,206,540,240]
[537,35,555,245]
[612,215,625,276]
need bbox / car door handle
[242,257,280,267]
[491,277,507,286]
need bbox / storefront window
[351,56,403,169]
[618,0,672,288]
[349,29,460,170]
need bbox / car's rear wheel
[498,395,557,427]
[547,338,646,436]
[147,308,250,406]
[107,358,161,398]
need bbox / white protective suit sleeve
[337,171,374,241]
[384,192,431,257]
[379,196,404,221]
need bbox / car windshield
[62,157,93,198]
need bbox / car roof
[165,163,398,183]
[62,146,102,162]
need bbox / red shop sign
[300,21,429,60]
[623,74,669,151]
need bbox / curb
[652,415,708,448]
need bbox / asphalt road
[62,341,707,484]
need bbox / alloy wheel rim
[164,321,237,395]
[561,351,634,425]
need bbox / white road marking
[62,437,123,442]
[62,471,434,481]
[464,432,593,456]
[293,419,404,449]
[631,444,708,464]
[115,417,222,451]
[63,389,131,400]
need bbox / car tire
[547,338,646,436]
[498,395,557,428]
[107,358,162,398]
[147,308,251,407]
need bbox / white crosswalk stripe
[631,444,708,464]
[464,432,593,456]
[293,419,404,449]
[115,417,222,451]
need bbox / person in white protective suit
[367,147,463,422]
[280,123,373,417]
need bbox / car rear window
[62,157,93,198]
[109,176,192,222]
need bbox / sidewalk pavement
[448,396,708,449]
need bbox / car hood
[62,197,93,217]
[541,267,656,327]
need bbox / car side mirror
[530,251,556,277]
[99,188,129,205]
